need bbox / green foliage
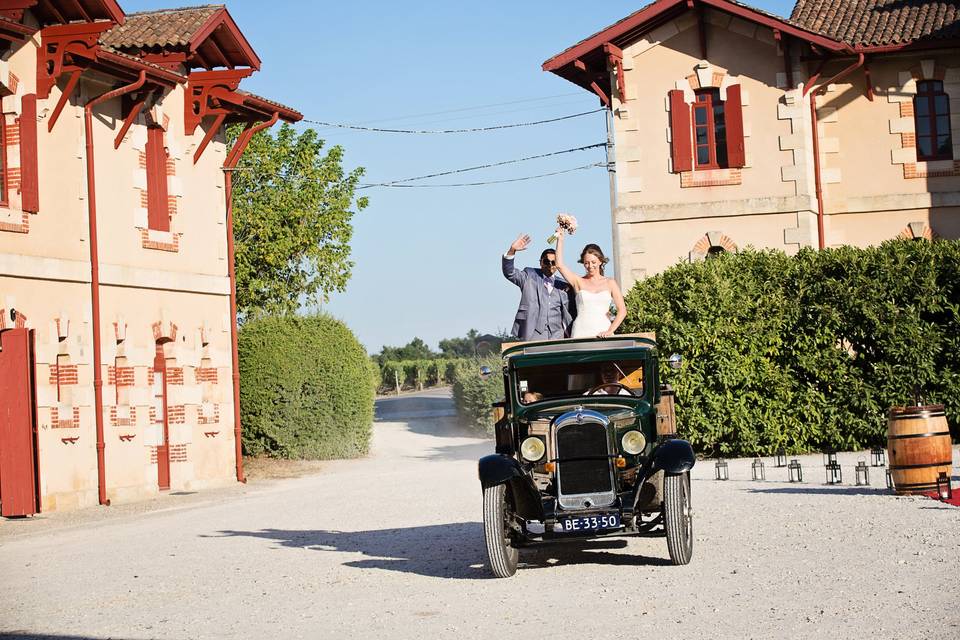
[378,358,459,393]
[230,123,368,318]
[439,329,480,357]
[623,241,960,456]
[375,338,436,366]
[238,314,375,459]
[451,356,504,434]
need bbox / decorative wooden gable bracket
[114,89,154,149]
[602,43,626,101]
[573,58,610,107]
[185,68,254,163]
[0,0,36,23]
[37,22,113,100]
[688,0,708,59]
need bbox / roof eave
[189,6,261,71]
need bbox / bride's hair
[578,244,609,275]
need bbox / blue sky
[127,0,795,354]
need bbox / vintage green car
[478,335,694,577]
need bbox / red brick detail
[5,121,20,146]
[166,367,184,385]
[50,406,81,429]
[138,151,147,169]
[686,73,699,90]
[8,71,19,94]
[108,366,135,386]
[899,102,915,117]
[711,71,725,88]
[196,367,219,383]
[165,158,176,176]
[151,321,178,343]
[149,406,157,423]
[149,446,157,463]
[13,311,26,329]
[167,196,177,217]
[692,233,738,255]
[198,404,220,425]
[901,132,916,148]
[167,404,185,424]
[169,443,187,462]
[680,168,743,188]
[109,405,137,427]
[140,228,180,252]
[49,364,79,386]
[7,167,21,192]
[140,192,150,208]
[903,160,960,179]
[0,211,29,233]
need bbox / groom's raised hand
[507,234,531,257]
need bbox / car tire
[482,483,519,578]
[663,471,693,565]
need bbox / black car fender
[650,438,696,475]
[478,454,543,520]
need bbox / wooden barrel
[887,404,954,494]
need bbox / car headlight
[520,436,546,462]
[621,430,646,455]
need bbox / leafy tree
[230,123,368,318]
[376,337,436,365]
[439,329,480,357]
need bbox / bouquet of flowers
[547,213,578,244]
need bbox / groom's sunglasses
[541,259,556,265]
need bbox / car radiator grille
[557,422,612,496]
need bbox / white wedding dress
[571,289,613,338]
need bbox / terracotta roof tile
[789,0,960,46]
[100,5,223,49]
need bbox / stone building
[0,1,300,515]
[543,0,960,288]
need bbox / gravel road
[2,387,959,639]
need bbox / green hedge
[623,240,960,457]
[378,358,459,393]
[238,314,375,459]
[451,355,504,434]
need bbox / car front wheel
[663,471,693,565]
[482,483,519,577]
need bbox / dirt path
[2,388,959,639]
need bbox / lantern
[937,472,953,501]
[788,459,803,483]
[715,459,729,481]
[885,469,894,491]
[751,457,765,481]
[854,459,870,486]
[870,446,886,467]
[774,449,787,468]
[825,460,842,485]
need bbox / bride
[554,228,626,338]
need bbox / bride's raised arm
[554,228,580,292]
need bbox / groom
[502,233,576,341]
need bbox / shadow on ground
[212,523,669,579]
[375,396,456,422]
[747,486,892,496]
[0,635,147,640]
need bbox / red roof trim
[188,6,261,71]
[238,91,301,123]
[542,0,847,73]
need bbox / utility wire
[358,143,606,189]
[305,108,604,134]
[315,92,584,128]
[363,163,606,188]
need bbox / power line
[363,163,606,188]
[358,143,606,189]
[304,108,604,134]
[318,92,585,128]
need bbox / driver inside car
[589,362,633,396]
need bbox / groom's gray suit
[502,255,576,341]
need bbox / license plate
[559,513,621,532]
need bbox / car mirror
[479,365,493,380]
[667,353,682,370]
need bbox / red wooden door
[0,329,41,516]
[153,345,171,490]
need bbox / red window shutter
[19,94,39,213]
[145,127,169,232]
[724,84,746,168]
[668,89,692,173]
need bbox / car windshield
[516,359,645,404]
